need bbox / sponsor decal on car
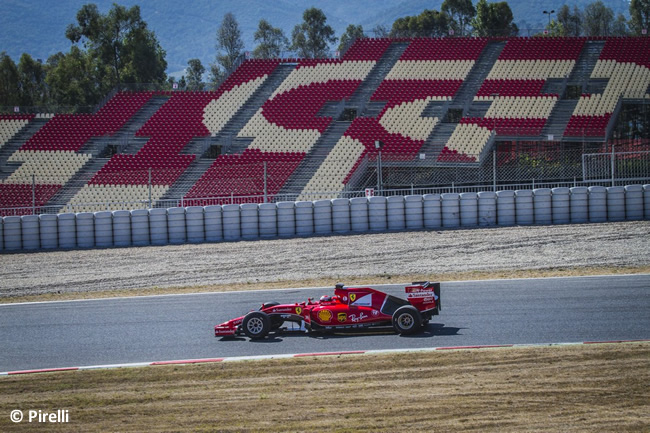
[337,313,347,323]
[317,309,333,322]
[272,308,294,313]
[349,312,368,323]
[295,307,302,315]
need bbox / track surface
[1,275,649,372]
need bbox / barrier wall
[2,185,649,252]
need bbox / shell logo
[317,309,333,322]
[295,307,302,315]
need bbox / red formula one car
[215,282,440,339]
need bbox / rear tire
[392,306,422,335]
[242,311,271,339]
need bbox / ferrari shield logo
[337,313,347,323]
[350,293,356,303]
[295,307,302,315]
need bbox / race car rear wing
[405,281,441,312]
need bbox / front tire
[242,311,271,339]
[392,306,422,335]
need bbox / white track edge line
[2,340,648,376]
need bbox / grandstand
[1,36,649,215]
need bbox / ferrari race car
[215,282,440,339]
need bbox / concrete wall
[2,185,649,252]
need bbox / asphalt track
[1,274,649,372]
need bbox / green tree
[338,24,364,53]
[18,53,47,106]
[390,10,451,38]
[65,3,166,89]
[557,5,582,36]
[471,0,518,37]
[629,0,650,35]
[186,59,205,90]
[211,12,244,85]
[253,19,289,59]
[291,8,337,59]
[45,47,102,109]
[611,14,629,36]
[441,0,476,36]
[583,1,615,36]
[0,52,20,106]
[371,24,390,38]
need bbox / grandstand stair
[158,159,215,204]
[349,42,409,116]
[0,118,48,178]
[569,40,606,91]
[278,121,352,197]
[112,95,170,155]
[419,41,505,160]
[216,63,296,155]
[46,157,110,212]
[542,99,579,141]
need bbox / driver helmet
[320,295,332,302]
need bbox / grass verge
[0,342,648,432]
[2,264,650,304]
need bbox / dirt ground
[0,343,647,432]
[1,220,649,299]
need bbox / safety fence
[1,184,648,252]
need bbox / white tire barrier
[76,212,95,248]
[3,183,649,253]
[624,185,643,221]
[368,196,387,231]
[404,195,424,230]
[131,209,150,246]
[459,192,478,227]
[496,190,515,226]
[588,186,607,223]
[39,214,58,249]
[149,208,168,246]
[478,191,496,226]
[350,197,369,232]
[240,203,259,240]
[57,213,76,249]
[606,186,625,222]
[533,188,552,225]
[515,189,534,225]
[21,215,40,250]
[441,193,460,228]
[113,210,131,247]
[167,207,187,244]
[295,201,313,236]
[387,196,405,231]
[3,216,22,251]
[186,206,205,243]
[222,204,241,241]
[313,199,333,235]
[259,203,278,238]
[276,202,295,237]
[94,211,113,248]
[204,205,223,242]
[551,187,571,225]
[569,187,589,223]
[331,198,351,234]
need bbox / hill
[0,0,630,77]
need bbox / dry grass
[0,342,648,432]
[3,264,650,304]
